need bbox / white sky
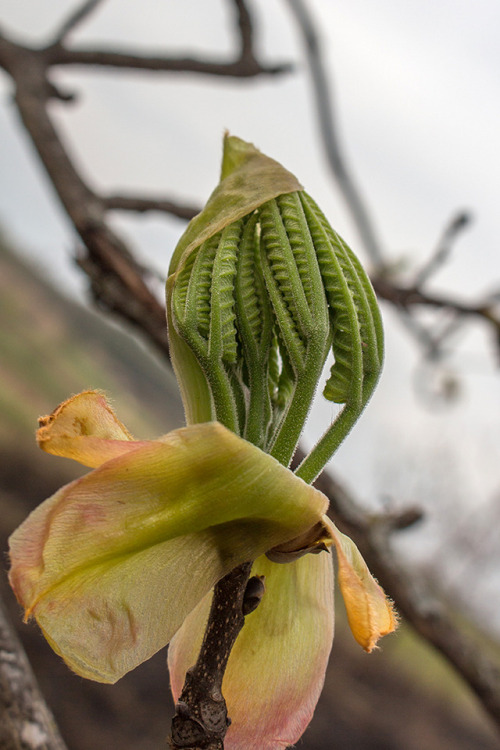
[1,0,500,632]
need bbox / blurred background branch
[43,0,292,77]
[284,0,500,372]
[285,0,384,266]
[310,461,500,728]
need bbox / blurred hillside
[0,237,499,750]
[0,234,184,444]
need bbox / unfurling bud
[167,135,383,482]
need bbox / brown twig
[0,31,173,356]
[41,0,292,79]
[169,564,253,750]
[233,0,254,62]
[413,211,472,288]
[285,0,385,266]
[44,46,292,78]
[373,269,500,369]
[104,194,200,220]
[372,275,500,333]
[311,465,500,729]
[50,0,106,46]
[283,0,498,367]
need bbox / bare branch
[0,33,170,356]
[310,464,500,729]
[45,45,291,77]
[42,0,292,79]
[104,194,200,220]
[414,211,472,288]
[374,271,500,365]
[283,2,490,365]
[0,596,68,750]
[372,275,500,332]
[232,0,254,62]
[285,0,385,266]
[50,0,105,46]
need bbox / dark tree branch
[232,0,254,63]
[284,0,495,366]
[374,272,500,369]
[41,0,292,79]
[285,0,385,266]
[104,194,200,220]
[311,465,500,729]
[372,275,500,334]
[0,32,171,356]
[372,209,499,363]
[414,211,472,288]
[50,0,106,46]
[45,46,292,77]
[0,596,68,750]
[169,563,253,750]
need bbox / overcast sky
[1,0,500,631]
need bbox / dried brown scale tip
[266,519,332,563]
